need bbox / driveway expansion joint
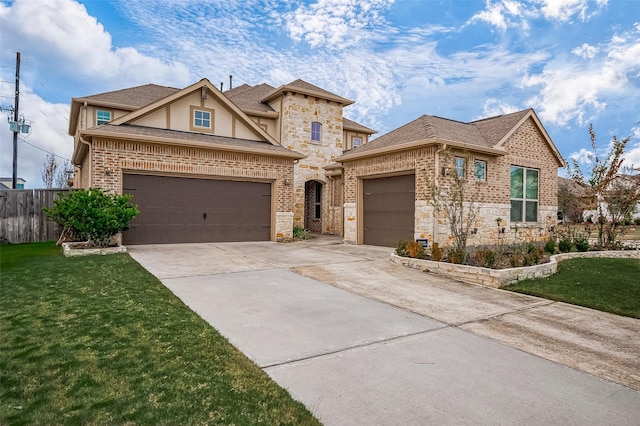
[451,300,557,327]
[261,325,451,370]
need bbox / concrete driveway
[128,237,640,425]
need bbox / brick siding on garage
[88,138,295,214]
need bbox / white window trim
[96,110,111,126]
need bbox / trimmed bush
[44,188,139,247]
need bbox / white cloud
[467,0,530,31]
[524,25,640,127]
[479,98,520,118]
[536,0,608,22]
[0,0,191,89]
[572,43,599,59]
[284,0,395,49]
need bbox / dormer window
[190,106,215,132]
[311,121,321,143]
[96,110,111,125]
[352,136,362,148]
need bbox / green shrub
[634,218,640,226]
[544,239,556,254]
[395,240,410,257]
[558,238,573,253]
[44,188,139,247]
[574,236,590,252]
[293,225,311,240]
[447,248,466,264]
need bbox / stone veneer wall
[390,249,640,288]
[88,137,296,240]
[280,92,345,233]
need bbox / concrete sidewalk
[128,238,640,425]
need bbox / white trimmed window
[311,121,322,142]
[510,166,539,222]
[474,160,487,181]
[352,136,362,148]
[194,110,211,128]
[96,110,111,125]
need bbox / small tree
[41,154,58,189]
[428,149,480,263]
[568,124,632,248]
[44,188,139,247]
[54,159,73,189]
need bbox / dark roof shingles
[76,84,180,109]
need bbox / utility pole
[12,52,20,190]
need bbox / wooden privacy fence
[0,189,69,244]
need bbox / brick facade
[84,137,296,240]
[342,116,560,247]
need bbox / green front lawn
[506,257,640,318]
[0,242,319,425]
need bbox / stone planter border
[62,242,127,257]
[390,249,640,288]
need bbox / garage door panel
[123,174,271,245]
[363,174,415,247]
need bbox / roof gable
[109,78,279,145]
[336,108,564,164]
[261,78,354,105]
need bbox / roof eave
[335,139,507,162]
[261,84,355,106]
[80,129,306,160]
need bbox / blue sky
[1,0,639,187]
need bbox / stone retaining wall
[390,250,640,288]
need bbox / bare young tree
[41,153,58,189]
[428,149,480,263]
[568,124,632,248]
[54,159,73,189]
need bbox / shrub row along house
[68,78,563,247]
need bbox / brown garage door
[363,174,415,247]
[123,174,271,244]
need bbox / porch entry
[304,180,322,233]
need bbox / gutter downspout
[433,143,447,246]
[327,174,334,234]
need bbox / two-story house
[68,78,375,245]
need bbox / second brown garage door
[363,174,415,247]
[123,174,271,244]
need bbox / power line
[18,137,71,162]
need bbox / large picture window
[510,166,539,222]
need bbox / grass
[506,257,640,318]
[0,242,320,425]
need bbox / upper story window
[454,157,465,178]
[16,183,24,189]
[194,110,211,128]
[96,110,111,125]
[352,136,362,148]
[510,166,539,222]
[311,121,322,142]
[474,160,487,181]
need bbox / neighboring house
[333,109,565,247]
[582,174,640,222]
[0,177,26,189]
[557,176,592,222]
[68,78,375,245]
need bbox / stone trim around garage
[62,242,127,257]
[389,250,640,289]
